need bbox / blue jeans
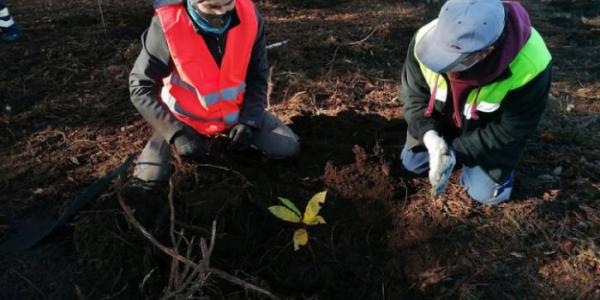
[401,146,513,205]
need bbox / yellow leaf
[293,228,308,251]
[268,206,301,223]
[303,191,327,225]
[304,215,326,225]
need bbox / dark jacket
[400,35,552,182]
[129,1,268,142]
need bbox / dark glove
[172,129,209,160]
[228,124,254,151]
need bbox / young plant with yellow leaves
[267,191,327,251]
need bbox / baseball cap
[415,0,506,73]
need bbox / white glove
[423,130,456,197]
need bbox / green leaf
[303,191,327,225]
[268,206,301,223]
[277,197,301,217]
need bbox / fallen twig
[118,193,193,265]
[326,46,340,75]
[139,267,157,292]
[266,39,289,50]
[11,269,47,299]
[267,66,274,110]
[117,192,280,299]
[347,27,379,45]
[96,0,107,35]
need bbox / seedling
[268,191,327,251]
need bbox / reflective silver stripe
[434,88,447,102]
[221,82,246,101]
[200,82,245,106]
[223,112,239,125]
[170,74,246,108]
[201,92,220,106]
[463,102,501,119]
[170,74,216,107]
[173,102,222,123]
[170,74,197,93]
[174,101,239,126]
[0,8,9,17]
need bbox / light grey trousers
[133,111,300,185]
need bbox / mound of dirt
[324,144,395,202]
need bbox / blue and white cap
[416,0,506,72]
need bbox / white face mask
[448,53,484,72]
[449,62,474,72]
[448,46,494,72]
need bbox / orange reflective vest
[155,0,258,135]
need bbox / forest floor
[1,0,599,299]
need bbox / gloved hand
[172,129,209,160]
[228,124,253,151]
[423,130,456,197]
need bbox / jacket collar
[185,5,241,35]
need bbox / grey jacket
[129,3,268,142]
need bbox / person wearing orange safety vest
[130,0,299,187]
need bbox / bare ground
[1,0,599,299]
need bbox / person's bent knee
[285,139,301,158]
[266,136,300,159]
[400,146,429,175]
[462,167,513,205]
[253,114,301,159]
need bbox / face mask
[448,47,494,72]
[203,11,230,28]
[449,52,484,72]
[450,61,477,72]
[187,0,232,35]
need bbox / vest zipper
[216,36,223,56]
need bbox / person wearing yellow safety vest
[129,0,299,188]
[399,0,552,204]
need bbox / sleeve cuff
[451,138,475,167]
[239,110,266,130]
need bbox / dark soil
[1,0,599,299]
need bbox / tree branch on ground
[117,183,279,300]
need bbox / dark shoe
[121,185,168,231]
[1,26,21,43]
